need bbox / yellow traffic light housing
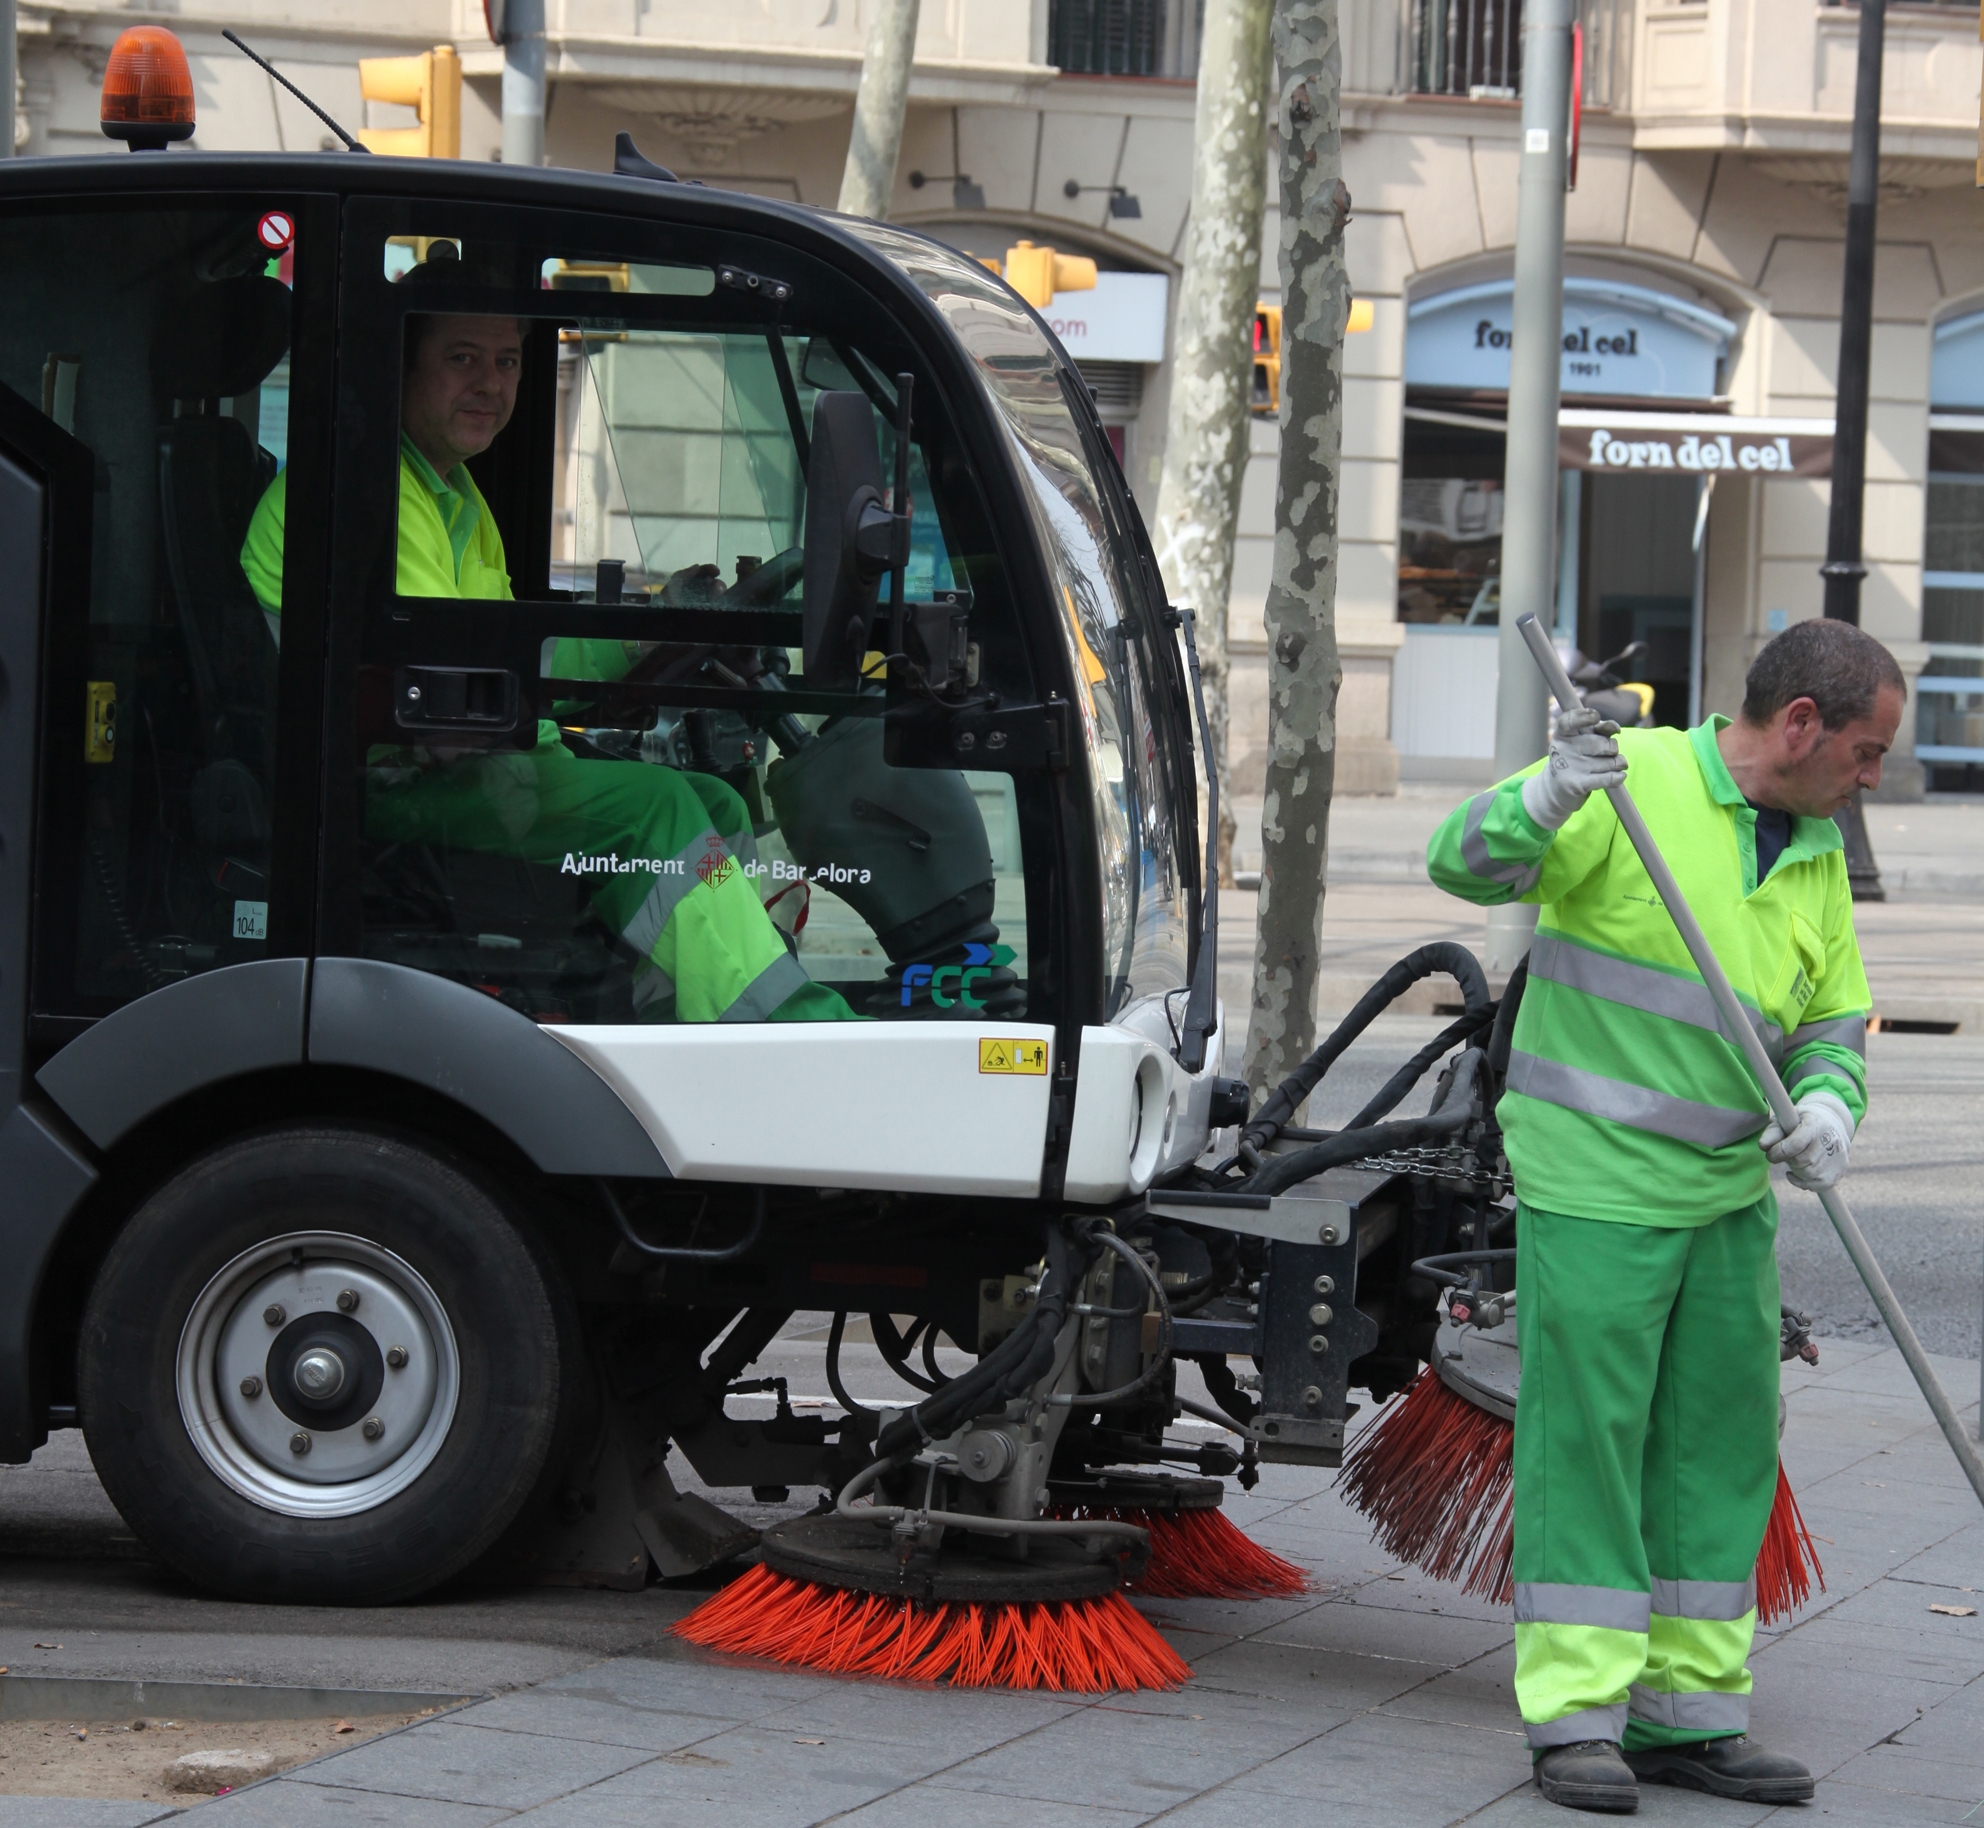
[358,45,462,159]
[1251,304,1281,415]
[1002,241,1097,309]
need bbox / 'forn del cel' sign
[1557,410,1833,477]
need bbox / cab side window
[0,206,301,1018]
[351,228,1036,1026]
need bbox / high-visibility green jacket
[1428,719,1869,1225]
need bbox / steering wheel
[723,545,804,609]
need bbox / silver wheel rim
[175,1231,460,1519]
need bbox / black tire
[79,1126,563,1605]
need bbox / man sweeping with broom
[1426,616,1904,1813]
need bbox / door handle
[394,666,520,734]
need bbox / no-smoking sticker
[257,211,294,252]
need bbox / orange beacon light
[101,27,196,151]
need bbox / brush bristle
[1340,1371,1516,1603]
[1342,1372,1827,1623]
[670,1563,1192,1692]
[1755,1459,1825,1624]
[1050,1504,1309,1599]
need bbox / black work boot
[1625,1736,1814,1802]
[1535,1740,1639,1812]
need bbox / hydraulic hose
[1244,942,1491,1152]
[1516,613,1984,1512]
[1048,1229,1174,1407]
[1244,1047,1486,1198]
[1345,1005,1498,1130]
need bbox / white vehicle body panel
[1063,998,1224,1203]
[546,1023,1057,1196]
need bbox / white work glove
[1759,1090,1854,1192]
[1520,706,1627,832]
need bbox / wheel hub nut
[289,1431,311,1455]
[336,1288,360,1313]
[239,1376,262,1399]
[385,1345,409,1370]
[293,1348,346,1400]
[362,1416,384,1442]
[263,1303,285,1327]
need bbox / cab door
[318,194,1063,1191]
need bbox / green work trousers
[1512,1196,1781,1753]
[366,732,852,1024]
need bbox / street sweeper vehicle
[0,45,1868,1690]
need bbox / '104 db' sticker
[979,1038,1047,1075]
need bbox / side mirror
[802,392,905,690]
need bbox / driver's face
[402,314,522,473]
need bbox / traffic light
[358,45,461,158]
[1251,304,1281,415]
[1001,241,1097,309]
[1251,297,1372,413]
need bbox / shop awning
[1403,405,1834,477]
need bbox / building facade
[16,0,1982,797]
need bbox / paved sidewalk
[16,1340,1975,1828]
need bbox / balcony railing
[1392,0,1631,107]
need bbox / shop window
[1916,430,1984,783]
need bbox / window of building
[1049,0,1203,79]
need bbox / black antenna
[223,30,368,153]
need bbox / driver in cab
[240,304,853,1025]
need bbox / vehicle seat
[153,274,291,774]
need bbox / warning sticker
[979,1037,1048,1076]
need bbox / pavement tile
[199,1780,514,1826]
[1829,1743,1984,1808]
[1890,1523,1984,1592]
[445,1684,743,1752]
[1181,1634,1448,1717]
[1461,1780,1779,1825]
[1367,1639,1522,1735]
[1761,1612,1981,1689]
[916,1690,1319,1808]
[533,1651,841,1717]
[0,1805,180,1828]
[1802,1777,1984,1823]
[1215,1706,1532,1819]
[831,1792,1153,1828]
[518,1722,948,1826]
[1251,1595,1513,1666]
[1738,1654,1956,1779]
[280,1714,652,1809]
[747,1678,1083,1751]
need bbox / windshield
[846,222,1192,1014]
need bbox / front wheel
[80,1127,563,1605]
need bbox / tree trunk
[1241,0,1349,1109]
[1151,0,1276,889]
[837,0,921,219]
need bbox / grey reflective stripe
[1528,933,1781,1056]
[621,827,727,961]
[1461,791,1544,892]
[1650,1578,1755,1622]
[1628,1685,1749,1734]
[718,950,811,1024]
[1514,1582,1651,1633]
[1789,1015,1866,1058]
[1787,1056,1861,1091]
[1506,1052,1769,1148]
[1526,1704,1628,1750]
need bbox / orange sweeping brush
[672,1561,1190,1692]
[1047,1476,1308,1600]
[1339,1371,1825,1624]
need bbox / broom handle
[1515,614,1984,1511]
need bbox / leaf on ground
[1928,1604,1976,1617]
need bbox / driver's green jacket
[1426,719,1869,1225]
[240,438,852,1024]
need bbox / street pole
[1820,0,1887,899]
[1,0,17,159]
[500,0,545,170]
[1483,0,1573,975]
[838,0,920,219]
